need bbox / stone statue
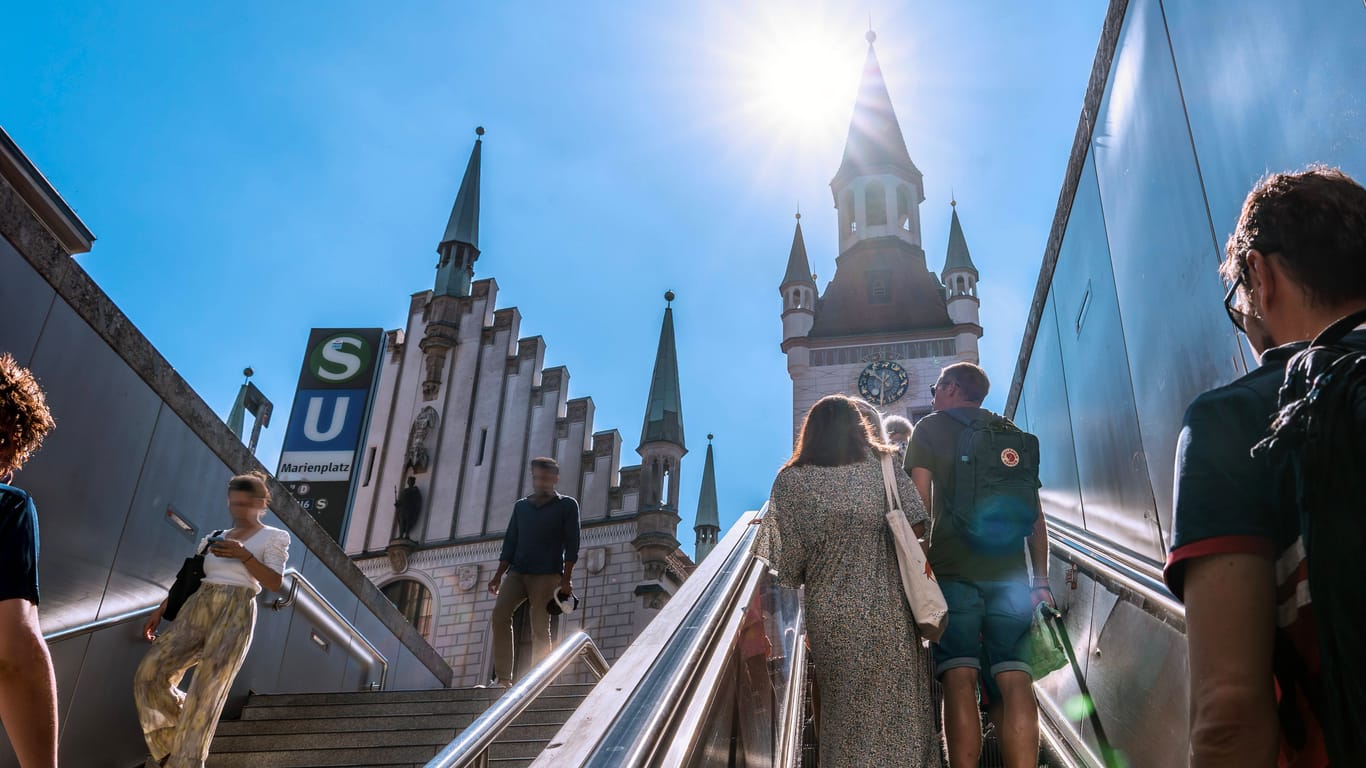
[395,477,423,540]
[405,406,438,473]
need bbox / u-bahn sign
[278,328,383,541]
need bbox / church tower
[693,434,720,563]
[633,292,687,580]
[779,31,984,438]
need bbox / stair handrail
[271,568,389,690]
[423,629,610,768]
[46,569,390,691]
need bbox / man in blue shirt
[0,353,57,768]
[486,457,580,686]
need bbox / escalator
[506,508,1101,768]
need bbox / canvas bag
[879,453,948,642]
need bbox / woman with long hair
[134,471,290,768]
[755,394,936,765]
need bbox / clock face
[857,360,910,406]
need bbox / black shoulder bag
[163,530,223,621]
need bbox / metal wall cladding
[0,251,443,768]
[1089,0,1245,540]
[0,235,56,366]
[1088,599,1189,768]
[1019,291,1085,530]
[17,297,163,632]
[1052,152,1163,562]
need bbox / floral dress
[755,454,938,767]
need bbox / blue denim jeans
[932,578,1033,679]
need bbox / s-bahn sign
[278,329,383,541]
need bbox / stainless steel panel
[58,619,166,768]
[1020,291,1086,528]
[390,645,446,691]
[18,298,162,632]
[0,235,57,366]
[1052,151,1163,562]
[98,404,234,621]
[342,585,404,690]
[271,553,359,693]
[1165,0,1366,284]
[1088,598,1189,767]
[1090,0,1245,542]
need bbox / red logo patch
[1001,448,1021,468]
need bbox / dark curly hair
[0,354,54,475]
[227,470,272,502]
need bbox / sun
[723,7,864,151]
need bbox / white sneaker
[475,678,509,689]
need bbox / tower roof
[943,201,978,276]
[640,292,686,450]
[695,435,719,531]
[782,214,815,287]
[440,128,483,250]
[831,34,920,190]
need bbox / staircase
[204,683,593,768]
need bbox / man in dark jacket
[486,457,580,686]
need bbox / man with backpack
[1166,166,1366,767]
[906,361,1051,768]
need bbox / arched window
[896,186,912,231]
[865,182,887,226]
[957,276,966,294]
[383,579,434,638]
[840,191,856,234]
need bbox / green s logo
[309,333,372,383]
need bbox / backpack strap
[198,530,225,556]
[1312,308,1366,347]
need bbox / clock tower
[779,30,984,440]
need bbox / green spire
[943,200,978,276]
[435,128,483,297]
[227,383,247,439]
[640,291,685,450]
[782,213,815,286]
[694,435,720,562]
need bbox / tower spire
[943,201,978,277]
[694,434,720,562]
[640,291,685,450]
[781,212,815,287]
[434,127,484,297]
[831,35,919,191]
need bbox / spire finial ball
[795,211,801,221]
[664,290,675,304]
[475,126,485,137]
[243,367,254,378]
[707,433,714,442]
[865,29,876,44]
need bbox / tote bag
[880,454,948,642]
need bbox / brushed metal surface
[1019,290,1086,530]
[1088,598,1189,767]
[1052,151,1163,562]
[0,233,56,366]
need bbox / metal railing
[423,630,610,768]
[44,568,390,691]
[271,568,390,690]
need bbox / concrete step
[244,684,595,708]
[205,744,439,767]
[239,694,586,721]
[211,723,562,754]
[215,707,577,736]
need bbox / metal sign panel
[278,328,383,540]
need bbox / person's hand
[210,538,249,561]
[142,608,164,642]
[488,574,501,597]
[1031,583,1057,610]
[559,575,573,596]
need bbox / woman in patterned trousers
[134,472,290,768]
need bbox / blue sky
[2,1,1108,556]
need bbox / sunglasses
[1223,274,1249,334]
[930,382,950,398]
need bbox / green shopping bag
[1028,602,1068,680]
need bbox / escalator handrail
[1046,519,1184,630]
[531,507,764,767]
[423,630,610,768]
[776,607,808,767]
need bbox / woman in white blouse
[134,471,290,768]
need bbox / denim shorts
[932,578,1033,679]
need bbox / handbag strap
[198,530,225,556]
[879,454,903,514]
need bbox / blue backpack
[944,411,1042,551]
